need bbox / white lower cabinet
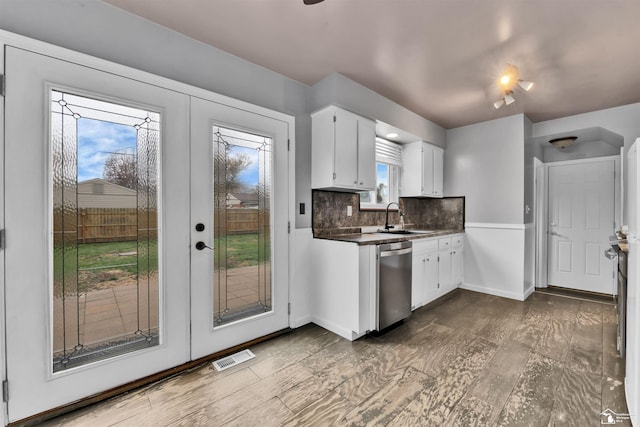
[412,239,438,309]
[412,233,464,309]
[451,235,464,290]
[309,239,376,341]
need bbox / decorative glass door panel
[213,127,272,326]
[50,90,160,371]
[4,46,190,422]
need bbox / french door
[3,45,291,422]
[190,97,290,359]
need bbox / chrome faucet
[385,202,401,230]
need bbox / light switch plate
[347,205,353,217]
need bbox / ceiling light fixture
[493,64,533,109]
[493,90,516,109]
[386,132,399,139]
[303,0,324,4]
[549,136,578,149]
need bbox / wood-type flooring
[41,289,629,426]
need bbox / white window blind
[375,137,403,166]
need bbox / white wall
[461,225,528,300]
[291,229,313,328]
[445,114,525,223]
[445,115,529,300]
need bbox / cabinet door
[422,143,434,196]
[357,118,376,190]
[438,250,452,295]
[432,146,444,197]
[411,252,425,310]
[424,252,439,304]
[333,108,358,188]
[451,248,463,288]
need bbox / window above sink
[360,137,402,210]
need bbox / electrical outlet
[347,205,353,217]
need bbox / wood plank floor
[40,289,630,426]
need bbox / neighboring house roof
[226,193,242,207]
[77,178,137,209]
[231,193,259,206]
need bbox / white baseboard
[309,316,364,341]
[524,284,535,299]
[291,315,313,329]
[460,281,528,301]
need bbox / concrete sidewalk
[53,265,270,355]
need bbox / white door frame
[0,29,295,424]
[534,157,547,288]
[536,155,620,292]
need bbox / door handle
[195,241,213,251]
[604,248,618,260]
[549,230,569,239]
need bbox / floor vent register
[212,349,256,372]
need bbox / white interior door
[547,159,615,294]
[3,46,191,422]
[190,96,291,359]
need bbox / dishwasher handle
[380,248,412,257]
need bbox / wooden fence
[217,208,269,235]
[54,207,266,244]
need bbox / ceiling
[103,0,640,129]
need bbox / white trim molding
[460,281,529,301]
[465,222,526,230]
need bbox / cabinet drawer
[452,234,464,249]
[413,238,438,253]
[438,237,451,251]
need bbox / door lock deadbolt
[195,223,205,232]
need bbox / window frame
[360,138,402,210]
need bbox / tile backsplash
[312,190,464,237]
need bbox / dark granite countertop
[314,229,464,245]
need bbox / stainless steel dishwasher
[377,241,412,330]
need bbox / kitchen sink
[376,229,437,235]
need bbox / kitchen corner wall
[445,115,529,300]
[312,190,464,235]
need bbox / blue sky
[77,119,261,186]
[377,163,389,184]
[77,118,137,181]
[229,145,259,187]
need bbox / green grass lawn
[214,233,270,269]
[78,240,140,274]
[54,233,267,294]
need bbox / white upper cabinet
[311,106,376,191]
[356,118,376,189]
[401,141,444,197]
